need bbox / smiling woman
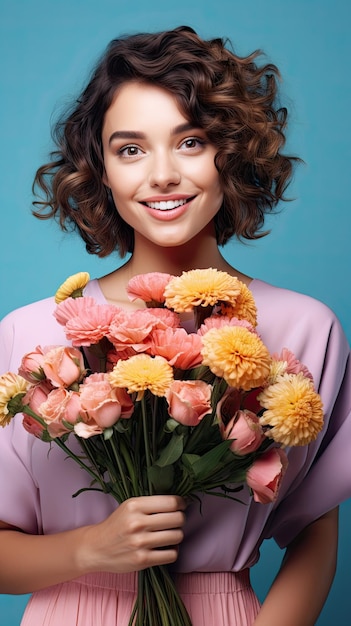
[0,24,350,626]
[101,82,223,250]
[32,26,295,259]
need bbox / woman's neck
[98,231,252,307]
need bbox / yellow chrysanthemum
[219,282,258,326]
[201,326,271,391]
[55,272,90,303]
[164,268,241,312]
[109,354,174,397]
[0,373,29,427]
[266,359,288,385]
[258,372,324,446]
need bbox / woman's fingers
[81,495,187,574]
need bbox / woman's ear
[102,170,110,187]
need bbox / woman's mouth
[142,197,195,211]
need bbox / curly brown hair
[33,25,299,258]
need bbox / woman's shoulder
[0,295,67,372]
[1,295,57,327]
[0,279,102,330]
[251,278,341,327]
[250,278,349,361]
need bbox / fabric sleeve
[0,312,43,533]
[264,314,351,548]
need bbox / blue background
[0,0,350,624]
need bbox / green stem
[119,437,140,496]
[22,405,104,485]
[152,395,158,460]
[107,436,131,499]
[141,397,153,495]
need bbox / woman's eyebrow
[108,123,201,145]
[109,130,145,144]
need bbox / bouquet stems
[129,566,192,626]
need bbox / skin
[0,82,339,625]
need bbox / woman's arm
[0,495,186,594]
[253,507,339,626]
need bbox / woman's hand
[0,495,186,594]
[79,495,187,574]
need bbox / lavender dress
[0,279,350,625]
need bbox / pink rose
[42,346,85,387]
[222,410,265,455]
[216,387,242,424]
[80,372,134,428]
[74,422,104,438]
[166,380,212,426]
[23,380,53,414]
[18,346,46,383]
[22,415,45,439]
[246,448,288,504]
[39,388,80,438]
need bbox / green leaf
[189,440,233,480]
[181,453,201,469]
[155,432,184,467]
[148,464,174,492]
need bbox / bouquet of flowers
[0,269,324,626]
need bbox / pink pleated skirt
[21,570,261,625]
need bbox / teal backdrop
[1,0,350,624]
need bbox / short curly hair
[33,25,299,258]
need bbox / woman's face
[102,82,223,249]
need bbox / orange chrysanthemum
[0,373,29,426]
[201,326,271,390]
[164,268,242,312]
[55,272,90,303]
[219,282,258,326]
[258,372,324,446]
[109,354,174,397]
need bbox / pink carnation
[272,348,314,382]
[198,315,257,336]
[107,309,179,354]
[127,272,174,303]
[149,328,203,369]
[145,308,180,329]
[108,310,156,353]
[53,297,99,326]
[64,304,119,347]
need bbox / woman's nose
[148,151,181,188]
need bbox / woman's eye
[118,145,142,157]
[180,137,205,150]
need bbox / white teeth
[145,198,188,210]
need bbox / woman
[0,26,350,625]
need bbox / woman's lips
[141,196,195,220]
